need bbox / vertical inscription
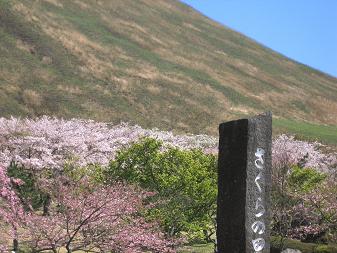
[217,112,271,253]
[251,148,266,252]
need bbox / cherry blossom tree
[1,116,336,173]
[1,116,337,247]
[271,135,337,243]
[22,176,179,253]
[0,165,25,252]
[0,116,217,170]
[1,164,179,252]
[272,134,337,172]
[302,175,337,242]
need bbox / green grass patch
[273,119,337,146]
[178,243,214,253]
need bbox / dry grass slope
[0,0,336,143]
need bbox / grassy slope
[274,119,337,145]
[0,0,336,143]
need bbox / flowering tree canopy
[0,116,217,170]
[0,165,25,252]
[1,116,337,247]
[272,134,336,172]
[1,172,179,252]
[1,117,335,172]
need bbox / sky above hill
[181,0,337,78]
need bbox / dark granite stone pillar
[216,112,272,253]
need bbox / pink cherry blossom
[1,116,335,173]
[0,166,25,252]
[272,134,337,172]
[22,176,179,253]
[0,116,217,170]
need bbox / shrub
[288,166,326,193]
[6,163,49,211]
[272,162,333,243]
[105,137,217,242]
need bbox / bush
[105,137,217,242]
[7,163,49,211]
[272,163,332,243]
[288,166,326,193]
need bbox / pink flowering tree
[2,116,337,246]
[0,165,25,252]
[272,134,337,172]
[0,116,216,170]
[22,176,179,253]
[300,175,337,242]
[277,172,337,243]
[271,135,337,243]
[1,165,180,252]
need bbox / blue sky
[180,0,337,78]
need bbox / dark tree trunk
[13,238,18,252]
[43,194,51,216]
[66,243,72,253]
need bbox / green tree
[7,163,49,213]
[105,138,217,242]
[288,165,326,193]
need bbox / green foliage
[271,236,337,253]
[105,138,217,241]
[63,161,106,185]
[7,163,48,210]
[288,166,326,193]
[314,245,337,253]
[271,163,332,243]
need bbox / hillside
[0,0,337,143]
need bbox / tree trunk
[13,238,18,252]
[43,194,51,216]
[66,245,72,253]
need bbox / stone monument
[216,112,272,253]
